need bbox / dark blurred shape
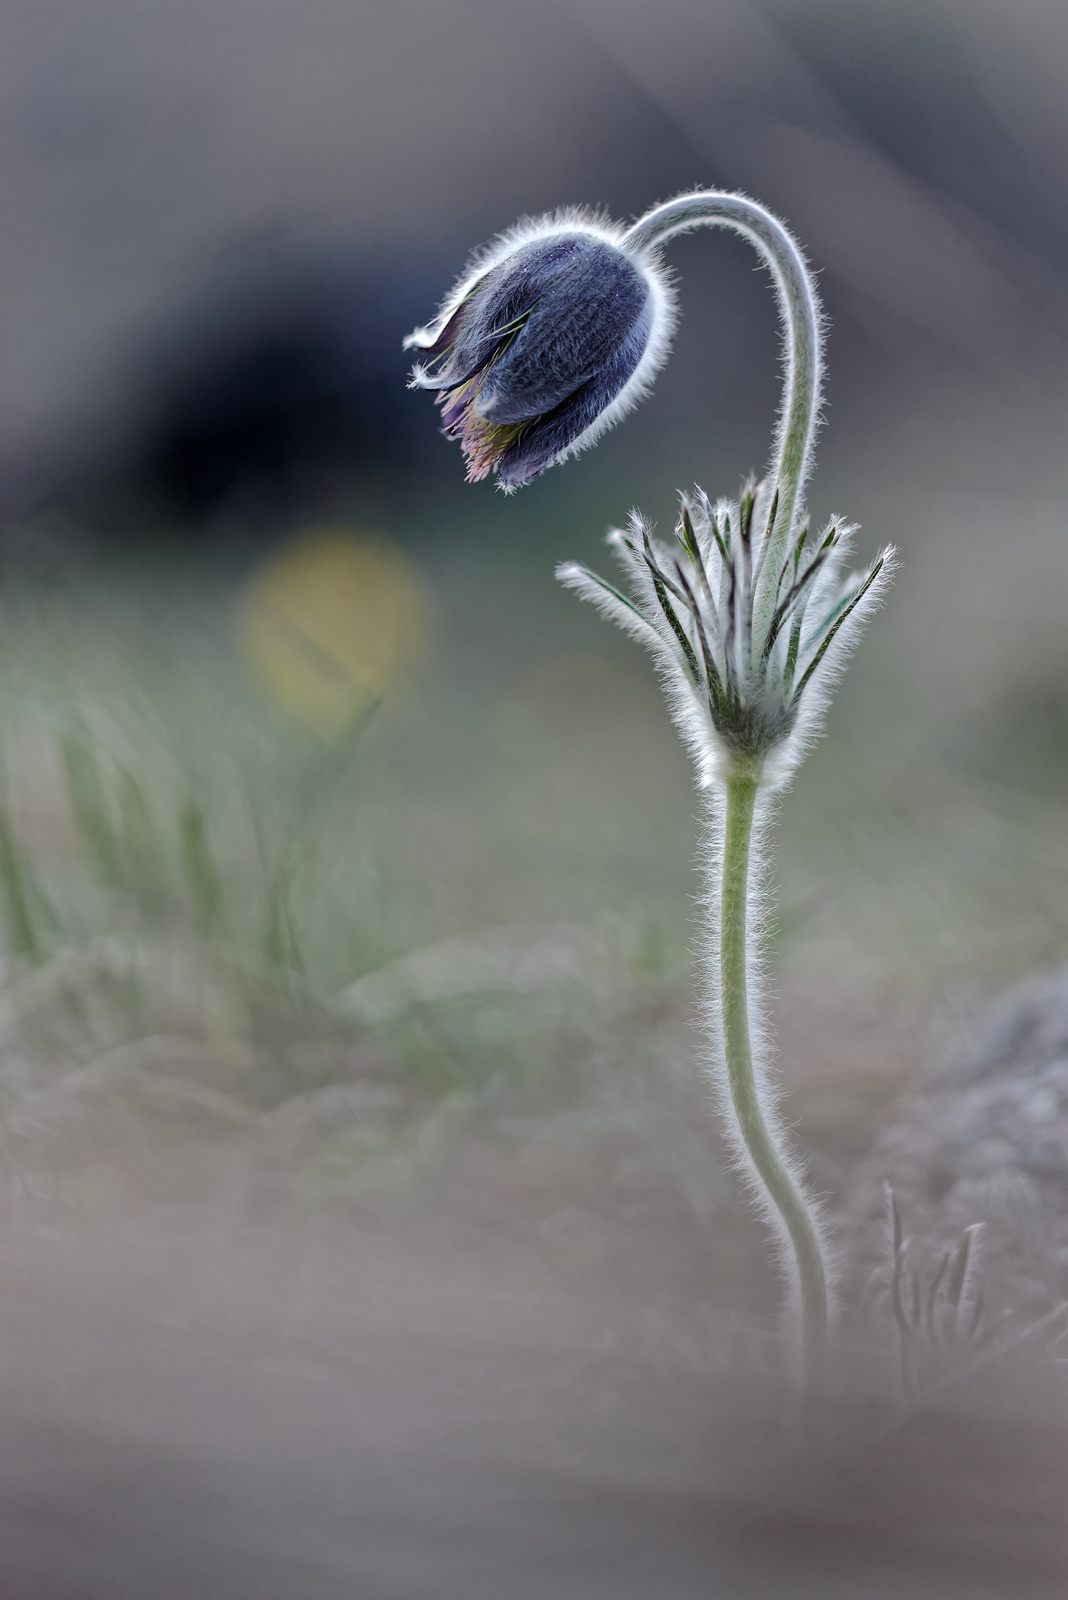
[107,261,444,532]
[146,319,371,520]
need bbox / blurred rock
[847,963,1068,1324]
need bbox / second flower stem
[719,767,829,1372]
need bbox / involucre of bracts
[558,478,893,787]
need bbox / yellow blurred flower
[236,528,430,733]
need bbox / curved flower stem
[623,192,822,661]
[719,764,829,1375]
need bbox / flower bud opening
[405,217,675,487]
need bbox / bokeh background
[3,2,1068,1595]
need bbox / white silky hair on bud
[404,209,678,484]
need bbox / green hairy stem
[623,193,821,658]
[719,764,828,1370]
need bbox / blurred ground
[4,0,1068,1592]
[0,1184,1066,1599]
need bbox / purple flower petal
[406,218,672,485]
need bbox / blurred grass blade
[263,866,306,975]
[118,765,166,914]
[948,1222,981,1318]
[180,799,225,938]
[60,723,122,888]
[294,695,381,830]
[0,795,43,960]
[262,698,380,975]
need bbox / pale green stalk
[720,762,828,1369]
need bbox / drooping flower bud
[404,216,675,488]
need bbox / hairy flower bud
[404,215,675,488]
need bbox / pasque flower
[405,190,893,1383]
[404,216,675,488]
